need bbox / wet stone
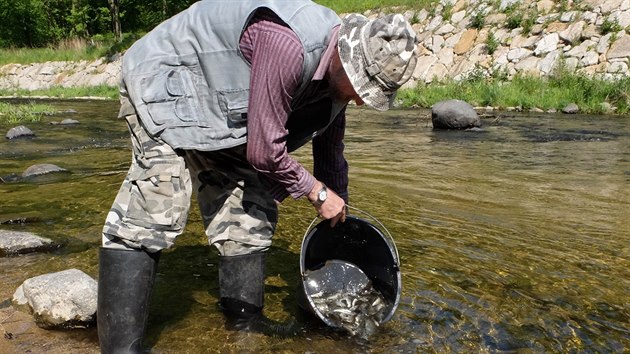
[6,125,35,139]
[12,269,97,329]
[50,118,80,125]
[431,99,481,130]
[22,163,67,178]
[0,230,57,256]
[562,103,580,114]
[0,173,20,183]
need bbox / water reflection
[0,99,628,352]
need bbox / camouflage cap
[338,14,418,111]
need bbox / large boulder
[12,269,98,329]
[431,100,481,129]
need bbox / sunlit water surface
[1,99,628,353]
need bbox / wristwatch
[313,184,328,207]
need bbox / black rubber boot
[97,247,160,354]
[218,252,265,319]
[218,252,302,336]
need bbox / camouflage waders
[102,98,278,256]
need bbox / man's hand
[308,181,346,227]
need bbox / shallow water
[1,99,628,353]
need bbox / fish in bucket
[298,207,401,338]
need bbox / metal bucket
[298,207,401,328]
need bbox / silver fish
[304,260,389,339]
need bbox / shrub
[470,11,485,29]
[521,13,536,34]
[486,32,499,55]
[507,13,523,29]
[600,18,622,35]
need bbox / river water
[1,99,628,353]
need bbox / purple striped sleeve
[242,20,317,201]
[313,107,349,202]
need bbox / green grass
[398,72,630,115]
[0,47,104,66]
[0,33,141,65]
[313,0,436,13]
[3,74,629,116]
[0,85,119,100]
[0,102,55,123]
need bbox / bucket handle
[303,204,399,264]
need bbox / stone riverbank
[0,0,628,92]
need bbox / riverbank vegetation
[1,0,629,116]
[2,71,628,116]
[0,102,54,123]
[0,35,140,66]
[398,69,630,115]
[0,85,118,101]
[316,0,435,13]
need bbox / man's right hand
[308,181,346,227]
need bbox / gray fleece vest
[122,0,343,151]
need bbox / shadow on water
[1,100,629,352]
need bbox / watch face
[318,189,327,201]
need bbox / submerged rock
[0,229,57,256]
[6,125,35,139]
[50,118,80,125]
[0,173,20,183]
[22,163,67,178]
[12,269,97,329]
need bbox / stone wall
[400,0,630,88]
[0,0,628,92]
[0,56,121,91]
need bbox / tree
[108,0,121,42]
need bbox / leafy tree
[0,0,195,48]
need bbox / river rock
[0,230,57,256]
[6,125,35,139]
[12,269,97,329]
[562,103,580,114]
[0,173,20,183]
[22,163,67,178]
[50,118,80,125]
[431,99,481,129]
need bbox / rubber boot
[97,247,160,354]
[218,252,302,336]
[218,252,265,319]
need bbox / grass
[0,47,104,66]
[0,33,141,66]
[0,102,55,123]
[397,72,630,115]
[313,0,436,13]
[2,75,628,116]
[0,1,627,116]
[0,85,119,100]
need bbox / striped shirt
[240,11,348,202]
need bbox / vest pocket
[217,89,249,138]
[141,69,199,125]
